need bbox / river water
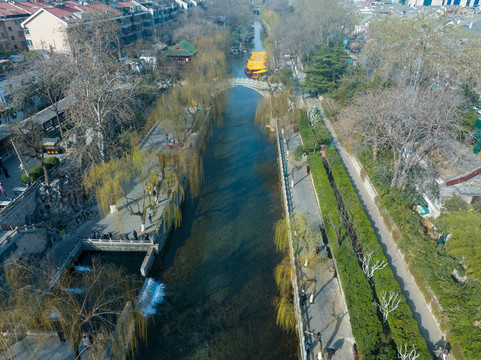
[135,22,298,360]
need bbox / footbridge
[223,77,284,96]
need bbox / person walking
[148,213,152,224]
[133,230,138,240]
[0,158,8,178]
[0,181,7,198]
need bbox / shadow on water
[134,84,298,360]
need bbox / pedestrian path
[305,96,451,358]
[281,129,355,360]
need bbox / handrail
[83,238,154,245]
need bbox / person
[88,332,94,345]
[314,245,320,255]
[300,289,307,306]
[148,213,152,224]
[0,181,7,198]
[304,338,312,353]
[144,232,150,241]
[306,165,310,174]
[133,230,138,240]
[82,333,90,348]
[124,233,129,241]
[57,329,66,342]
[0,158,8,178]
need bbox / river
[135,22,298,360]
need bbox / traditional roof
[431,137,481,186]
[165,40,198,57]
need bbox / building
[0,3,30,52]
[20,0,162,54]
[165,40,197,64]
[408,0,480,6]
[21,1,123,53]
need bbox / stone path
[305,96,451,358]
[282,129,355,360]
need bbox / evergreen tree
[302,44,347,94]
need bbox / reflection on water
[136,83,298,359]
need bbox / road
[305,96,450,357]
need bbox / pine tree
[302,44,347,94]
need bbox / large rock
[36,177,85,218]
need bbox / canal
[136,22,298,359]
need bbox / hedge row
[358,153,481,360]
[308,152,387,359]
[298,112,317,152]
[20,157,60,184]
[324,148,431,359]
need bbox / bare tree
[23,54,71,139]
[341,86,465,188]
[361,251,387,280]
[361,12,481,92]
[397,344,420,360]
[375,291,401,323]
[12,119,51,184]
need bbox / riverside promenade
[279,121,355,359]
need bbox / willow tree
[47,260,147,359]
[153,32,229,145]
[1,257,147,359]
[84,149,160,230]
[255,89,295,138]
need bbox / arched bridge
[221,77,284,96]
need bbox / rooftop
[431,137,481,185]
[0,3,29,18]
[165,40,198,57]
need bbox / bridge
[223,77,284,96]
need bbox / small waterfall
[74,265,92,272]
[138,278,166,317]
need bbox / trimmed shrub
[20,157,60,184]
[44,156,60,167]
[297,112,317,153]
[308,153,386,358]
[324,148,431,359]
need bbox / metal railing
[83,237,154,245]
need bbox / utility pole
[10,139,29,178]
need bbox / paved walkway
[305,96,450,358]
[46,124,169,269]
[283,129,355,359]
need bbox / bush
[324,148,431,359]
[20,157,60,184]
[44,156,60,167]
[297,112,317,153]
[358,150,481,360]
[308,153,386,358]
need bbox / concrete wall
[0,188,38,226]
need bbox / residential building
[20,0,161,54]
[0,3,30,52]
